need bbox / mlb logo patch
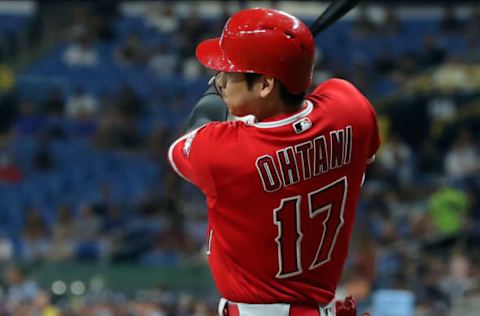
[293,117,312,134]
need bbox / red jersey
[168,79,380,305]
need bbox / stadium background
[0,0,478,315]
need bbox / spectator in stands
[427,94,457,123]
[420,35,447,69]
[351,56,373,95]
[117,85,143,118]
[415,254,449,315]
[353,6,376,37]
[101,204,126,233]
[147,124,169,162]
[139,229,181,266]
[338,267,372,310]
[350,231,377,284]
[31,290,61,316]
[148,43,178,77]
[440,251,476,304]
[178,5,204,59]
[408,209,435,240]
[193,301,212,316]
[114,34,146,66]
[444,129,479,178]
[92,184,113,216]
[449,289,480,316]
[91,1,118,42]
[428,186,469,236]
[94,91,143,151]
[73,204,101,243]
[441,5,463,34]
[182,56,203,80]
[47,205,75,261]
[21,208,49,261]
[465,36,480,63]
[73,204,102,260]
[65,86,99,119]
[37,90,70,140]
[0,145,22,182]
[375,48,397,75]
[67,7,94,42]
[32,132,54,171]
[378,134,414,185]
[378,7,400,35]
[13,100,43,136]
[206,2,231,38]
[3,265,39,310]
[63,37,99,67]
[116,116,143,151]
[144,2,178,35]
[397,52,421,78]
[93,108,121,149]
[0,231,13,262]
[0,64,15,93]
[465,7,480,44]
[42,88,65,116]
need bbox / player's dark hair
[244,73,305,107]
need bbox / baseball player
[168,8,379,316]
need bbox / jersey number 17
[273,177,348,279]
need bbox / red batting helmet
[195,8,315,94]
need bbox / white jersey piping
[251,100,313,128]
[167,125,207,183]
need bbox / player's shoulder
[311,78,363,96]
[173,121,242,162]
[309,78,373,113]
[194,120,247,142]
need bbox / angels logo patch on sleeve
[293,117,312,134]
[183,129,199,157]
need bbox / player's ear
[259,75,275,98]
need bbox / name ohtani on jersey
[255,126,353,192]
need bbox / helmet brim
[196,38,231,72]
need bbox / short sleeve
[168,124,216,195]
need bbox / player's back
[169,78,380,305]
[205,79,379,304]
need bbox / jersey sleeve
[168,124,217,195]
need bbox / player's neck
[256,99,304,122]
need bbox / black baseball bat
[309,0,359,36]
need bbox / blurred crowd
[0,265,218,316]
[0,1,479,316]
[60,2,223,79]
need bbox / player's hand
[335,296,369,316]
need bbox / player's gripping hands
[335,296,369,316]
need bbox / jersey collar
[250,100,313,128]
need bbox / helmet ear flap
[196,8,315,94]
